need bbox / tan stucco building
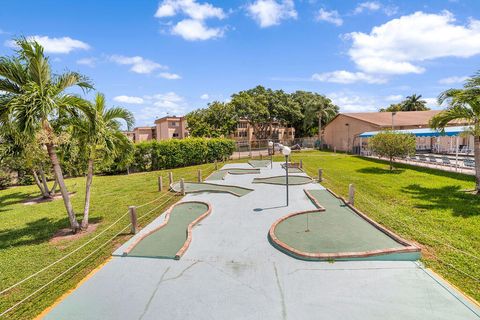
[323,111,444,152]
[126,116,188,143]
[230,119,295,143]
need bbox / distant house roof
[339,110,442,127]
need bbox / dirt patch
[50,222,99,246]
[23,192,76,205]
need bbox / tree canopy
[186,86,338,139]
[380,94,430,112]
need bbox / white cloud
[354,2,381,14]
[158,72,182,80]
[76,57,97,67]
[316,9,343,26]
[347,11,480,75]
[172,19,224,40]
[438,75,469,84]
[247,0,297,28]
[113,95,145,104]
[312,70,386,84]
[329,92,379,112]
[424,97,438,107]
[5,35,90,54]
[155,0,225,20]
[200,93,209,100]
[154,0,226,41]
[135,92,188,124]
[110,55,166,74]
[385,94,403,102]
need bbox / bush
[369,131,416,170]
[0,170,11,190]
[130,138,235,172]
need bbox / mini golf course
[248,159,271,168]
[124,201,211,259]
[170,181,253,196]
[269,189,420,261]
[206,168,260,181]
[253,175,313,185]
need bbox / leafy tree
[380,94,430,112]
[186,101,237,137]
[291,91,339,140]
[369,131,416,171]
[68,93,134,229]
[0,38,93,232]
[430,71,480,193]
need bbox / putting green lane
[253,175,313,185]
[248,159,271,168]
[127,202,210,259]
[171,181,253,196]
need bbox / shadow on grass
[0,216,102,249]
[357,156,475,183]
[0,191,37,212]
[401,184,480,217]
[357,167,405,175]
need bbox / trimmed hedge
[131,138,235,172]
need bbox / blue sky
[1,0,480,127]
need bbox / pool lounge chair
[463,159,475,169]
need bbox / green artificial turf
[0,163,218,319]
[127,202,209,259]
[170,181,253,196]
[206,168,260,181]
[274,189,412,260]
[248,159,271,168]
[282,150,480,302]
[253,175,313,185]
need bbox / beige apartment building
[230,119,295,142]
[323,110,469,153]
[126,116,294,143]
[125,116,188,143]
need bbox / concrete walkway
[42,163,480,320]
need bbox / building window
[173,133,179,137]
[171,121,179,127]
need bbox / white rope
[0,192,172,296]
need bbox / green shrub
[0,170,11,189]
[130,138,235,172]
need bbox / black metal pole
[285,155,289,206]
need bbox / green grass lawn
[285,150,479,302]
[0,162,220,319]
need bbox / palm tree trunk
[32,169,48,197]
[474,136,480,193]
[81,158,94,229]
[39,168,51,198]
[46,143,80,232]
[318,113,322,149]
[49,179,58,195]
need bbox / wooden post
[318,168,323,182]
[249,141,252,158]
[299,159,303,168]
[129,206,138,234]
[158,176,163,192]
[260,154,263,160]
[180,178,185,196]
[349,184,355,206]
[197,169,202,183]
[334,147,337,153]
[215,160,218,170]
[168,172,173,185]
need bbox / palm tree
[402,94,429,111]
[304,95,338,147]
[68,93,134,229]
[430,71,480,193]
[0,38,93,231]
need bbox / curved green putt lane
[171,181,252,196]
[273,190,420,261]
[253,175,312,185]
[206,168,260,181]
[248,159,271,168]
[127,202,209,259]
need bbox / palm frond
[54,71,94,94]
[104,107,134,130]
